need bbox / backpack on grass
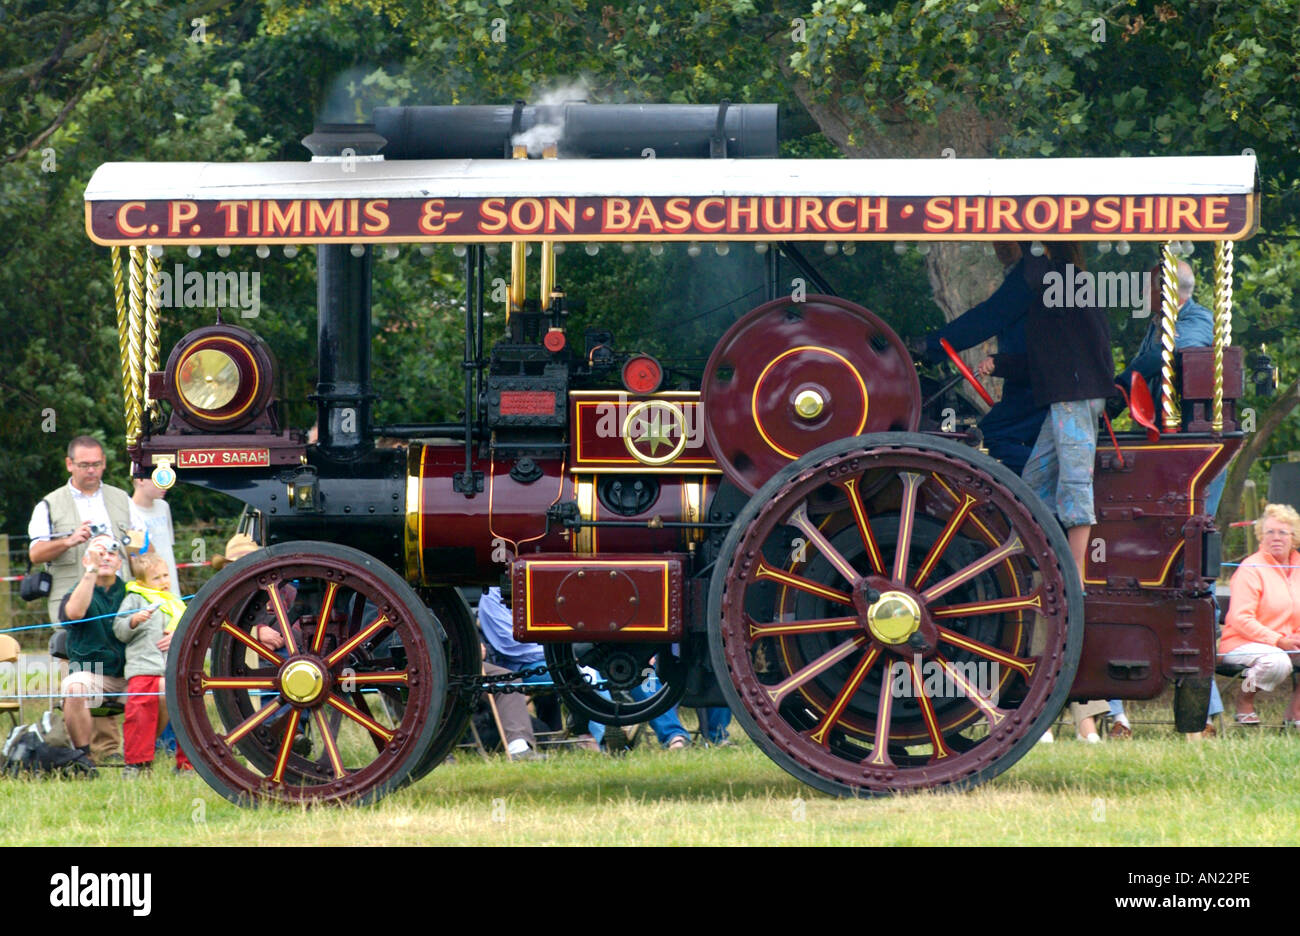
[2,717,97,779]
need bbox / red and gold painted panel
[511,554,684,642]
[87,193,1257,245]
[570,390,720,473]
[1085,439,1239,587]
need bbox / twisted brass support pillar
[125,246,146,445]
[111,248,134,443]
[144,247,162,423]
[1159,242,1181,432]
[1212,241,1234,433]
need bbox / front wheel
[167,541,446,806]
[708,432,1083,797]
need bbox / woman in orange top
[1221,503,1300,724]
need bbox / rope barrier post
[0,533,10,635]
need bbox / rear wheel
[708,432,1082,796]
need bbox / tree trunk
[1217,375,1300,528]
[786,77,1010,412]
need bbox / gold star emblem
[622,401,689,466]
[637,413,674,455]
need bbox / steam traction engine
[82,105,1257,804]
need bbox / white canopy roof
[85,155,1257,202]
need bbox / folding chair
[0,634,21,730]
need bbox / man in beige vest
[27,435,132,761]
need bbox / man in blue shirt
[923,243,1047,475]
[1115,259,1215,401]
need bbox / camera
[88,522,110,537]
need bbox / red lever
[939,338,995,406]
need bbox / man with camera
[27,436,133,625]
[28,437,133,763]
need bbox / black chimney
[304,124,386,457]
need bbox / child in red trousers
[113,553,191,774]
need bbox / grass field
[5,707,1300,846]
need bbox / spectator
[477,587,600,752]
[28,436,132,625]
[1114,259,1214,404]
[482,658,547,759]
[129,477,180,596]
[58,535,134,766]
[1219,504,1300,726]
[113,553,189,775]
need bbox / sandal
[1234,712,1260,725]
[667,736,689,751]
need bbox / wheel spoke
[269,708,302,784]
[911,492,978,589]
[930,592,1044,620]
[311,708,346,780]
[808,646,881,746]
[786,502,862,587]
[752,560,854,606]
[891,472,925,583]
[866,671,895,767]
[908,658,954,762]
[264,583,298,655]
[346,671,409,687]
[326,613,391,668]
[201,676,277,692]
[312,581,341,654]
[919,534,1024,603]
[934,654,1011,728]
[762,636,869,705]
[222,699,282,746]
[837,477,886,575]
[325,693,395,744]
[219,620,281,665]
[936,626,1037,679]
[747,614,860,641]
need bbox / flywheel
[701,294,921,494]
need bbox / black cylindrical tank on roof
[373,103,779,159]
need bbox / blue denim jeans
[584,674,689,747]
[699,707,732,744]
[1022,398,1105,528]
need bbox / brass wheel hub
[866,590,922,645]
[793,389,825,420]
[280,658,326,704]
